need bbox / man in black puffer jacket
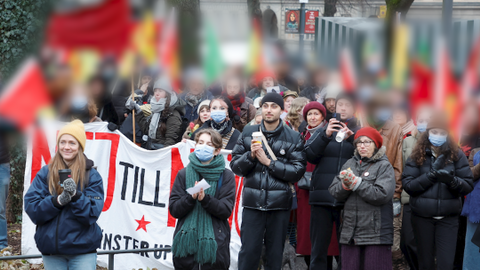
[304,93,360,269]
[231,93,306,270]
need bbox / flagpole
[131,72,136,144]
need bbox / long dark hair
[158,93,172,136]
[410,131,459,166]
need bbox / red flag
[461,36,480,103]
[339,49,357,92]
[0,59,52,131]
[46,0,132,57]
[435,41,462,142]
[409,59,434,120]
[158,9,180,92]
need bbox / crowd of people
[2,54,480,270]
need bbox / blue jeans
[43,253,97,270]
[0,163,9,249]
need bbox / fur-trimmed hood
[354,145,387,162]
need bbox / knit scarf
[209,119,232,136]
[306,120,327,135]
[149,98,166,139]
[223,92,245,117]
[172,153,225,264]
[402,120,416,137]
[185,93,203,108]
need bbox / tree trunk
[324,0,339,17]
[168,0,201,68]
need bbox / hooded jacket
[180,91,214,123]
[305,119,360,207]
[136,98,186,147]
[402,148,474,218]
[230,122,307,211]
[169,168,236,270]
[24,158,104,255]
[329,146,395,245]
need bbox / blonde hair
[48,137,87,195]
[285,97,309,131]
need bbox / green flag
[203,22,224,85]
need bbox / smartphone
[59,169,72,185]
[335,113,342,122]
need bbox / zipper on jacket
[333,141,344,207]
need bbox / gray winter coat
[329,146,395,246]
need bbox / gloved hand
[107,122,118,131]
[125,98,142,112]
[340,169,361,190]
[393,198,402,217]
[57,190,71,206]
[63,178,77,197]
[436,169,455,185]
[427,154,446,181]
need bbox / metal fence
[0,247,171,270]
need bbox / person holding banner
[231,92,306,270]
[191,96,241,150]
[24,120,104,270]
[126,77,186,149]
[170,128,236,270]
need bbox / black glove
[436,169,455,184]
[427,154,446,181]
[108,122,118,131]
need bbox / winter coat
[329,146,395,245]
[299,85,326,103]
[366,120,404,199]
[191,120,241,151]
[461,147,480,222]
[305,119,360,207]
[169,168,236,270]
[247,85,289,100]
[96,99,119,125]
[180,91,214,123]
[0,132,8,164]
[232,97,257,132]
[469,147,480,180]
[400,132,422,204]
[24,158,104,255]
[136,98,187,147]
[402,148,474,218]
[230,122,307,211]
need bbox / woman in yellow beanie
[24,120,104,270]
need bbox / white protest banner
[22,121,244,269]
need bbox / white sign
[22,121,244,269]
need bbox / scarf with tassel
[171,153,225,265]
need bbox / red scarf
[223,92,245,117]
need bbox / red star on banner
[135,215,151,232]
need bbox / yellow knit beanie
[57,120,86,151]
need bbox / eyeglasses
[356,140,373,147]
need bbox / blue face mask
[194,144,215,162]
[429,133,447,147]
[210,110,227,123]
[71,96,88,110]
[376,108,391,123]
[417,123,428,133]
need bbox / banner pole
[131,72,136,144]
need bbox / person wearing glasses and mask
[402,112,473,270]
[329,127,396,270]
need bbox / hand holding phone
[58,169,72,187]
[326,118,343,138]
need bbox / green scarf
[367,117,385,130]
[172,153,225,265]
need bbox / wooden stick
[131,72,136,144]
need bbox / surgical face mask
[417,122,428,133]
[210,110,227,123]
[376,108,391,123]
[194,144,215,162]
[71,96,88,110]
[429,133,447,147]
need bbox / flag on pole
[159,8,180,92]
[132,12,158,67]
[203,22,224,85]
[246,18,264,74]
[339,48,357,92]
[391,23,409,89]
[0,59,52,131]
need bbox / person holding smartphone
[305,93,359,269]
[24,120,104,270]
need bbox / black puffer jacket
[230,122,306,211]
[305,119,360,207]
[169,168,236,270]
[402,148,474,217]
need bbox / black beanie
[335,92,356,108]
[261,92,285,110]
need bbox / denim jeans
[0,163,10,249]
[43,253,97,270]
